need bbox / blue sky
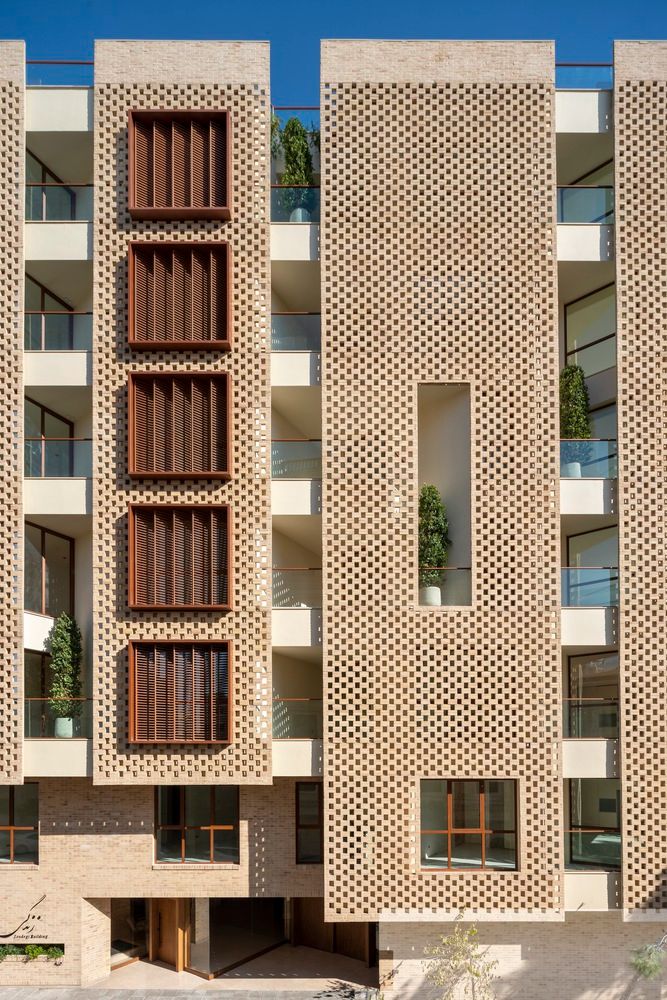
[1,0,667,103]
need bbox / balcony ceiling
[271,260,320,312]
[27,131,93,184]
[556,132,614,185]
[558,260,615,306]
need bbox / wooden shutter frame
[128,503,233,611]
[128,241,232,350]
[128,371,232,480]
[128,109,232,221]
[128,640,233,745]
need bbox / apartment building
[0,35,664,997]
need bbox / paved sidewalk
[0,987,377,1000]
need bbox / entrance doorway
[149,899,186,972]
[110,899,148,970]
[292,898,376,966]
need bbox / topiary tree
[47,613,82,722]
[560,364,591,471]
[423,919,498,1000]
[279,116,314,218]
[419,484,451,589]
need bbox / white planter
[562,461,582,478]
[290,207,311,222]
[419,586,442,607]
[54,717,73,739]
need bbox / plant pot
[419,585,442,607]
[290,207,311,222]
[54,717,73,739]
[562,461,582,478]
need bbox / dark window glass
[420,780,517,871]
[296,782,323,864]
[0,786,39,864]
[155,787,239,865]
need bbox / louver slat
[133,120,153,209]
[130,641,231,743]
[152,120,171,209]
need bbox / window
[128,110,230,220]
[420,779,517,871]
[567,778,621,869]
[129,505,231,610]
[129,641,231,744]
[25,397,74,478]
[296,782,323,864]
[128,372,230,479]
[24,521,74,617]
[128,242,231,349]
[155,786,239,864]
[0,785,38,864]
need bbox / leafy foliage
[424,921,498,1000]
[0,944,24,961]
[0,943,63,963]
[276,116,314,215]
[631,939,666,980]
[47,613,82,719]
[559,364,591,439]
[419,484,451,588]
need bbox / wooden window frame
[0,785,39,864]
[295,781,324,865]
[128,241,232,351]
[24,520,75,617]
[419,779,518,872]
[128,503,233,611]
[154,786,239,864]
[128,109,232,221]
[127,371,232,480]
[128,640,233,746]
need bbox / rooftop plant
[419,484,451,589]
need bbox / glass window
[24,522,73,617]
[420,780,517,871]
[155,787,239,865]
[296,782,323,864]
[0,786,39,864]
[567,778,621,870]
[567,527,618,568]
[589,404,617,440]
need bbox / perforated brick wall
[92,42,272,783]
[320,40,563,919]
[0,42,24,784]
[615,41,667,917]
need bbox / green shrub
[631,942,665,980]
[0,944,24,961]
[24,945,46,961]
[559,365,591,439]
[47,612,83,719]
[419,485,451,588]
[278,117,314,216]
[46,946,64,961]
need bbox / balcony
[563,698,619,739]
[24,697,92,738]
[24,438,92,515]
[562,738,619,779]
[273,698,322,739]
[565,777,621,870]
[418,567,472,607]
[24,311,92,388]
[555,63,614,90]
[272,738,323,777]
[26,183,93,222]
[271,186,320,224]
[560,440,617,480]
[271,190,320,261]
[26,86,93,132]
[557,187,614,262]
[273,568,322,609]
[564,870,620,911]
[561,567,618,608]
[271,314,321,388]
[272,440,322,479]
[566,828,621,870]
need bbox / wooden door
[334,921,370,964]
[150,899,185,971]
[292,898,334,953]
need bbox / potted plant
[47,613,83,739]
[419,484,451,607]
[559,364,591,478]
[279,116,315,222]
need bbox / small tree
[630,934,667,981]
[419,484,451,588]
[560,364,592,470]
[279,116,314,217]
[424,920,498,1000]
[48,613,82,720]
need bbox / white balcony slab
[557,225,614,262]
[24,611,55,652]
[23,739,92,778]
[271,351,321,387]
[26,88,92,132]
[561,607,617,647]
[24,351,91,388]
[272,739,323,777]
[562,739,619,778]
[271,224,319,262]
[564,871,620,911]
[560,478,617,517]
[25,222,92,261]
[555,91,612,133]
[24,478,91,516]
[272,480,322,516]
[272,608,322,647]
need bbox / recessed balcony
[271,313,321,387]
[24,438,92,515]
[557,186,614,262]
[565,777,621,872]
[24,310,92,387]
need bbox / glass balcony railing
[563,698,619,738]
[565,333,616,379]
[560,440,617,478]
[561,567,618,607]
[24,698,92,738]
[24,438,93,478]
[418,568,472,607]
[272,568,322,608]
[557,186,614,224]
[25,184,93,222]
[272,698,323,738]
[271,313,321,352]
[24,312,93,351]
[271,440,322,479]
[555,64,614,90]
[567,829,621,869]
[271,186,320,223]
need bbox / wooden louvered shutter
[173,509,192,606]
[152,378,171,474]
[132,378,153,472]
[191,249,210,343]
[192,510,210,606]
[134,120,153,209]
[172,249,190,343]
[191,378,210,473]
[171,120,190,210]
[210,118,227,211]
[213,508,229,607]
[154,510,171,605]
[213,646,229,741]
[190,120,209,209]
[152,120,171,209]
[172,377,189,473]
[153,249,169,343]
[133,509,153,605]
[210,376,228,473]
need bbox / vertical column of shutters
[130,244,229,347]
[130,374,229,477]
[131,506,229,608]
[129,111,229,218]
[131,642,230,743]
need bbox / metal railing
[561,567,619,607]
[566,828,621,869]
[560,440,617,478]
[557,186,614,224]
[24,697,92,738]
[271,440,322,479]
[25,183,93,222]
[271,313,321,352]
[272,568,322,608]
[271,185,320,223]
[272,698,323,738]
[563,698,619,738]
[566,332,616,378]
[24,438,92,478]
[555,63,613,90]
[24,311,93,351]
[418,567,472,607]
[26,59,94,86]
